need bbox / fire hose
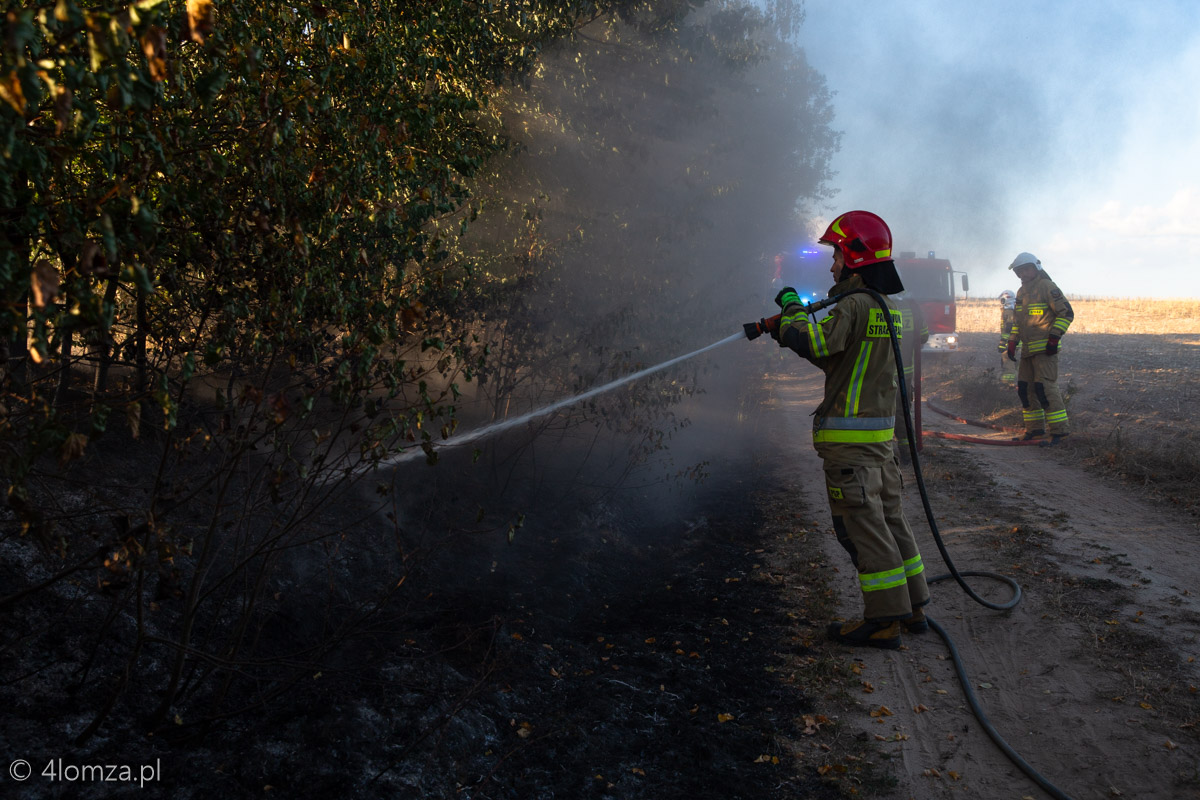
[746,293,1075,800]
[923,396,1052,446]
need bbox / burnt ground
[1,344,870,800]
[5,330,1200,799]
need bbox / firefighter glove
[1044,335,1060,355]
[774,286,801,309]
[1005,338,1017,362]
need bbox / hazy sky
[794,0,1200,299]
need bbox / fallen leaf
[1139,702,1154,710]
[58,432,88,466]
[914,704,931,713]
[717,713,735,723]
[630,767,645,776]
[861,681,875,693]
[869,705,894,718]
[1165,740,1178,750]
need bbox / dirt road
[772,367,1200,799]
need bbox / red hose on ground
[923,430,1044,446]
[925,397,1023,433]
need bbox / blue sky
[792,0,1200,299]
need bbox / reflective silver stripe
[819,416,895,430]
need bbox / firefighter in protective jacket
[771,211,930,649]
[997,290,1017,383]
[1005,253,1074,445]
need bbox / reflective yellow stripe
[810,318,829,357]
[831,215,847,237]
[845,341,871,415]
[1046,410,1068,422]
[813,427,896,443]
[875,248,891,259]
[903,554,924,577]
[860,566,906,592]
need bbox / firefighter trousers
[823,459,930,621]
[1017,353,1068,434]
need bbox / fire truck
[893,251,969,350]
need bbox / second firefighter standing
[997,290,1017,383]
[1005,252,1074,445]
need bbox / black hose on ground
[828,288,1074,800]
[925,608,1073,800]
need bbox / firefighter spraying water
[745,210,931,649]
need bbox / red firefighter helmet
[818,210,893,269]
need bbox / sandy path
[774,369,1200,800]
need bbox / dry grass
[956,297,1200,335]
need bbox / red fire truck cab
[894,251,969,350]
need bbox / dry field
[956,296,1200,334]
[923,297,1200,512]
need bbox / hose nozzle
[743,315,780,340]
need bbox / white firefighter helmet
[1008,252,1040,271]
[999,289,1016,309]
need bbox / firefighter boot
[826,619,901,650]
[1040,433,1070,448]
[1012,430,1044,442]
[901,607,929,634]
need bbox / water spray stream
[377,331,745,469]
